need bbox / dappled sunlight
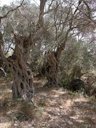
[63,99,74,112]
[74,96,89,102]
[0,0,96,127]
[0,122,12,128]
[0,78,96,128]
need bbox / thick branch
[0,0,25,54]
[55,1,81,59]
[37,0,47,28]
[56,28,72,59]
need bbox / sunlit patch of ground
[0,77,96,128]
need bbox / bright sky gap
[0,0,40,6]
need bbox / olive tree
[0,0,46,100]
[42,0,96,86]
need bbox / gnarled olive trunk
[43,51,59,87]
[9,36,34,101]
[0,33,34,101]
[43,28,72,87]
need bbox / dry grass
[0,77,96,128]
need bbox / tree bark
[8,35,34,101]
[37,0,47,28]
[43,51,59,86]
[43,29,72,87]
[0,32,34,101]
[0,0,46,101]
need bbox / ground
[0,77,96,128]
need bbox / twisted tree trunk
[0,31,34,101]
[0,0,46,101]
[43,29,72,87]
[43,51,59,86]
[8,35,34,101]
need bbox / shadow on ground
[0,77,96,128]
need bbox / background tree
[40,0,96,86]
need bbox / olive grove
[0,0,96,101]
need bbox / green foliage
[15,111,29,121]
[0,0,96,95]
[60,78,70,89]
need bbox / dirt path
[0,77,96,128]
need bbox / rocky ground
[0,77,96,128]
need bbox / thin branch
[44,0,55,14]
[73,0,96,25]
[0,0,24,19]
